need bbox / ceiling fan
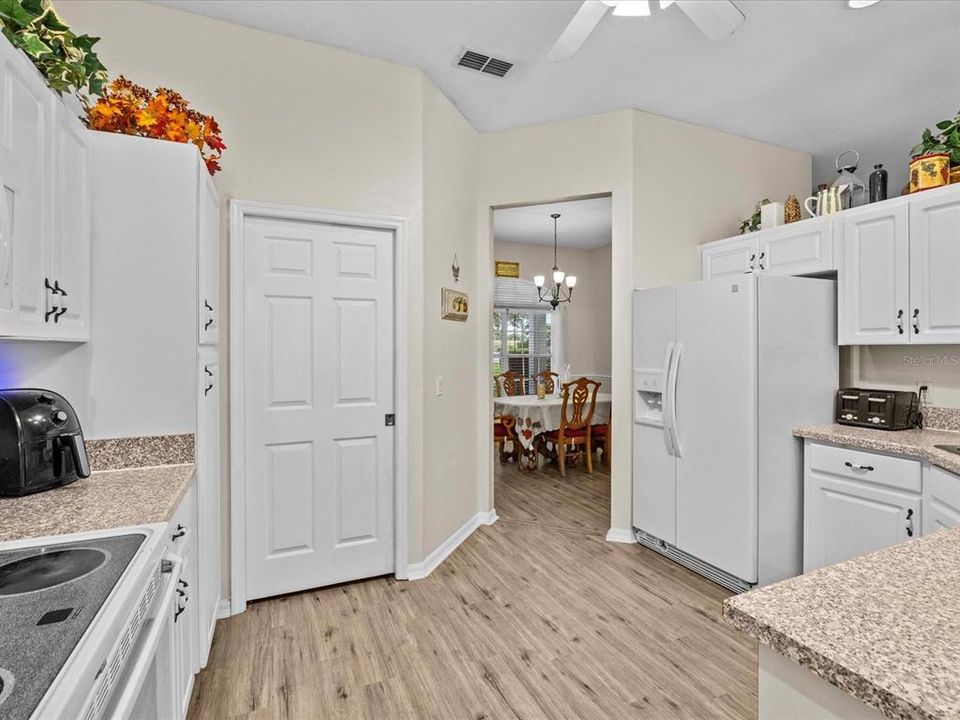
[548,0,746,62]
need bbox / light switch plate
[435,376,443,397]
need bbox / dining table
[494,393,612,471]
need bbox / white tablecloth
[494,393,612,450]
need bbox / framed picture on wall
[495,261,520,278]
[441,288,469,321]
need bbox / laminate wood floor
[188,457,758,719]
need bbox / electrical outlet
[435,376,443,397]
[919,382,934,405]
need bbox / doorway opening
[490,195,613,535]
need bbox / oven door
[101,553,182,720]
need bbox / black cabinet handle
[171,524,186,541]
[178,578,189,589]
[204,382,214,396]
[204,300,214,329]
[44,278,57,322]
[844,461,874,472]
[896,309,904,334]
[912,308,920,334]
[748,253,756,271]
[175,603,186,621]
[905,508,914,537]
[758,251,766,270]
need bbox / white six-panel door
[243,216,395,601]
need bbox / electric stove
[0,525,168,720]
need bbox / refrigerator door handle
[661,343,676,456]
[667,342,682,458]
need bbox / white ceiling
[152,1,960,188]
[494,197,612,249]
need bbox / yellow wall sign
[495,261,520,278]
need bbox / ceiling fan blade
[674,0,745,41]
[547,1,610,62]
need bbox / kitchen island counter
[724,527,960,720]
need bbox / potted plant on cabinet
[909,110,960,192]
[0,0,107,107]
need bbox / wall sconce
[452,253,460,283]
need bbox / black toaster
[0,389,91,496]
[835,388,920,431]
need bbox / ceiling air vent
[456,49,513,78]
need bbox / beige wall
[421,79,481,555]
[476,111,635,518]
[492,240,612,376]
[58,2,480,585]
[841,346,960,408]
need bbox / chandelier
[534,213,577,309]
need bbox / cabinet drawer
[807,442,921,493]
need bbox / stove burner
[0,549,108,596]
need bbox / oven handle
[106,553,182,720]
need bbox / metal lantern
[833,149,868,208]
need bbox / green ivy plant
[910,110,960,165]
[739,198,770,235]
[0,0,107,98]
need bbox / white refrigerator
[632,274,837,591]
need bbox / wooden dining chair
[541,377,601,477]
[495,370,525,397]
[592,419,611,468]
[536,370,560,394]
[494,414,520,463]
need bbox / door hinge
[385,414,396,427]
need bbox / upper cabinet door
[757,216,835,276]
[839,203,910,345]
[700,235,757,279]
[197,169,219,345]
[0,40,51,337]
[909,187,960,345]
[48,105,91,340]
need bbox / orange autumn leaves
[87,77,226,175]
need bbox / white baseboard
[605,527,636,544]
[216,598,233,619]
[407,508,497,580]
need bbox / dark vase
[869,164,888,203]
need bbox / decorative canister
[909,153,950,192]
[951,166,960,185]
[784,195,801,223]
[868,164,888,202]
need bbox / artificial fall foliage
[87,76,226,175]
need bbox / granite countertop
[0,464,196,542]
[794,424,960,475]
[724,527,960,720]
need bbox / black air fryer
[0,389,91,496]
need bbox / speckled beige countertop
[724,527,960,720]
[0,464,195,542]
[795,424,960,475]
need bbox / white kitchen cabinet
[701,217,835,280]
[909,188,960,344]
[923,465,960,534]
[169,483,198,720]
[700,235,757,278]
[757,216,834,277]
[48,102,91,340]
[838,202,910,345]
[196,349,221,668]
[0,33,91,341]
[0,35,51,337]
[804,441,921,572]
[197,169,220,345]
